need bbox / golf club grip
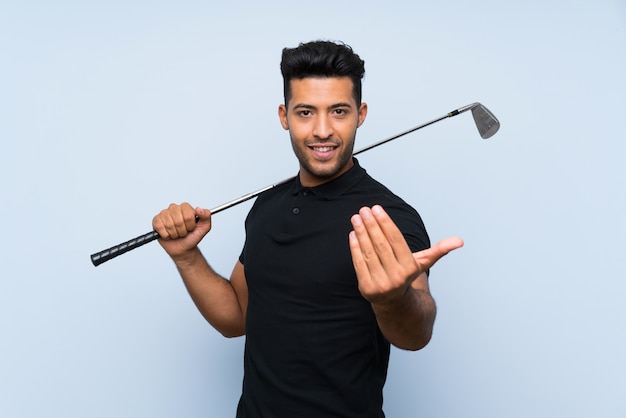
[90,230,160,266]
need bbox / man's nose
[312,114,333,139]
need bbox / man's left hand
[349,205,463,304]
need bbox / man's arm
[349,205,463,351]
[153,203,247,338]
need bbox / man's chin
[301,159,353,184]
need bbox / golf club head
[471,104,500,139]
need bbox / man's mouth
[311,146,336,152]
[308,144,338,160]
[303,140,341,161]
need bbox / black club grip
[90,230,160,266]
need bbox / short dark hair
[280,40,365,106]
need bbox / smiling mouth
[311,146,336,152]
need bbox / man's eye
[334,109,347,115]
[299,110,311,116]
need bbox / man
[152,40,463,417]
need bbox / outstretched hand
[349,205,463,305]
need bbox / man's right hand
[152,203,212,259]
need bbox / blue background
[1,1,625,417]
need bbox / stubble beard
[291,134,356,184]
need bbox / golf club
[90,102,500,266]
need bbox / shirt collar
[289,158,366,199]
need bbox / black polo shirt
[237,159,429,418]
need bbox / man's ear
[357,102,368,128]
[278,104,289,130]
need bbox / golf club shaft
[90,102,481,266]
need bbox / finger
[180,202,198,232]
[152,212,169,239]
[158,204,181,239]
[369,205,415,266]
[153,203,195,240]
[413,237,464,272]
[348,229,372,282]
[350,210,387,277]
[170,202,194,238]
[358,207,395,263]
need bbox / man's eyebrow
[292,103,316,109]
[329,102,353,109]
[292,102,353,109]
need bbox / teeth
[313,146,334,152]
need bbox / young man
[152,40,463,417]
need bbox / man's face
[278,77,368,187]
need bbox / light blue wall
[1,1,625,417]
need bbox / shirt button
[303,190,309,196]
[292,207,300,215]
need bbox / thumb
[193,207,213,234]
[413,237,464,271]
[432,237,464,255]
[195,206,212,222]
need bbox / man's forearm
[372,288,436,351]
[173,248,245,338]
